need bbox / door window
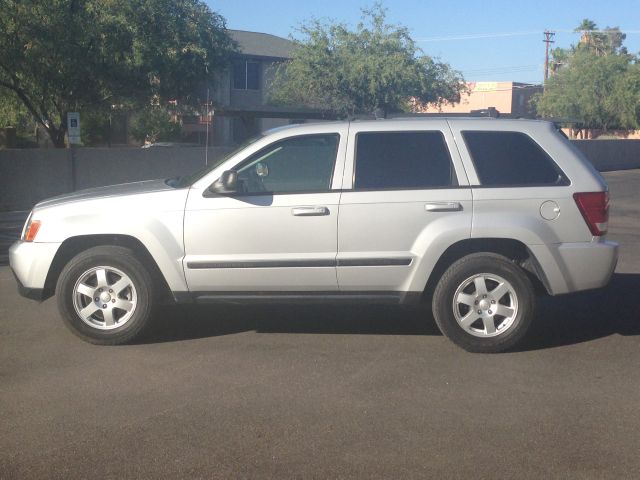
[235,134,339,194]
[354,131,456,190]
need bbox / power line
[417,31,539,42]
[462,65,540,74]
[553,29,640,34]
[463,64,540,70]
[460,84,543,92]
[416,29,640,42]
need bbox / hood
[35,179,176,210]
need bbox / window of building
[233,60,260,90]
[235,134,339,194]
[462,131,568,186]
[354,131,456,190]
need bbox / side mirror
[209,170,238,194]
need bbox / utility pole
[543,30,556,81]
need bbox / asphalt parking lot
[1,170,639,479]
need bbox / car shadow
[141,303,440,344]
[139,273,640,351]
[516,272,640,351]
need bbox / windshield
[170,134,264,188]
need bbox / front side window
[462,131,568,186]
[354,131,456,190]
[233,60,260,90]
[235,134,339,194]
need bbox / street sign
[67,112,81,145]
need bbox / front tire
[432,253,535,353]
[56,246,154,345]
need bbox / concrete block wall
[1,141,639,212]
[0,149,72,211]
[571,140,640,172]
[0,147,232,211]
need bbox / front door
[183,129,347,294]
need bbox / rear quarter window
[462,131,569,186]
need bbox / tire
[432,253,535,353]
[56,246,154,345]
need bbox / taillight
[24,219,41,242]
[573,191,609,236]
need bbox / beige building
[423,81,542,118]
[181,29,339,146]
[180,30,297,146]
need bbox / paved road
[1,171,639,479]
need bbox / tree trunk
[45,125,67,148]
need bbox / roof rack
[347,108,556,122]
[390,107,502,118]
[470,107,500,118]
[377,107,508,120]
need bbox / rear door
[337,120,473,295]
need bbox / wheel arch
[43,234,174,303]
[423,238,552,299]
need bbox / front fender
[30,189,188,292]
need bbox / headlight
[22,212,41,242]
[20,211,32,239]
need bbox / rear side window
[354,131,456,190]
[462,131,568,186]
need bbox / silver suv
[9,118,618,352]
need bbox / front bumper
[9,240,61,301]
[529,240,618,295]
[11,267,47,301]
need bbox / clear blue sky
[207,0,640,84]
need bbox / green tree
[0,89,38,146]
[0,0,236,147]
[78,109,116,146]
[535,23,640,136]
[574,19,627,56]
[129,105,182,144]
[268,4,465,117]
[0,90,29,129]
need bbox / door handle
[425,202,463,212]
[291,206,330,216]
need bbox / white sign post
[67,112,81,145]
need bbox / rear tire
[56,246,154,345]
[432,253,535,353]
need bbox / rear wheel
[56,246,154,345]
[432,253,535,353]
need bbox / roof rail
[384,108,507,120]
[348,107,533,121]
[470,107,500,118]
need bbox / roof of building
[228,29,294,59]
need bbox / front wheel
[56,246,154,345]
[432,253,535,353]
